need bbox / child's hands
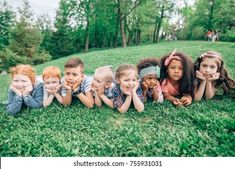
[97,85,105,96]
[72,77,84,92]
[46,89,54,95]
[10,85,23,96]
[62,81,72,91]
[121,87,132,96]
[196,70,206,81]
[55,84,62,93]
[141,81,148,93]
[208,72,220,81]
[173,98,183,107]
[180,95,192,106]
[132,81,139,93]
[22,84,33,96]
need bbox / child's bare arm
[100,95,114,108]
[117,95,132,113]
[132,92,144,112]
[43,94,54,107]
[205,81,216,99]
[94,91,102,107]
[62,91,72,106]
[54,93,62,104]
[77,91,94,108]
[194,80,206,101]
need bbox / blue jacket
[6,82,43,115]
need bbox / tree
[8,0,42,58]
[0,1,15,49]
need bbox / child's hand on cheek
[180,96,192,106]
[10,85,23,96]
[196,70,206,81]
[153,81,160,90]
[141,81,148,92]
[22,84,33,96]
[97,85,105,96]
[173,98,183,107]
[72,76,84,91]
[46,89,54,95]
[62,81,72,91]
[121,86,132,96]
[132,81,139,93]
[208,72,220,81]
[55,84,62,93]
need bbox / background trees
[0,0,235,72]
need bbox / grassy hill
[0,41,235,156]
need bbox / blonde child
[92,66,115,108]
[61,58,94,108]
[6,64,43,115]
[42,66,62,107]
[112,64,144,113]
[194,51,235,100]
[160,50,194,106]
[137,58,163,103]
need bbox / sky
[5,0,60,21]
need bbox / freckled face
[44,77,60,90]
[12,74,32,90]
[167,59,183,81]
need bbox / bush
[0,48,32,72]
[32,50,52,65]
[220,29,235,42]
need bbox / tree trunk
[117,0,126,48]
[208,0,214,30]
[84,17,89,53]
[156,4,165,43]
[153,16,158,43]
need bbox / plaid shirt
[112,84,145,108]
[146,87,164,103]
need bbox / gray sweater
[6,82,43,115]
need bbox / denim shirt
[6,82,43,115]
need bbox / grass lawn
[0,41,235,156]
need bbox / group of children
[6,50,235,115]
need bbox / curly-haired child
[160,49,195,106]
[137,58,163,103]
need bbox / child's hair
[115,64,137,80]
[42,66,61,80]
[194,51,235,94]
[95,66,114,83]
[64,58,84,73]
[160,51,195,97]
[10,64,36,84]
[137,57,160,79]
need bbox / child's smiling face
[118,69,138,94]
[199,57,219,78]
[167,59,183,81]
[12,74,32,91]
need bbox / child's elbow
[6,108,19,115]
[86,102,94,109]
[137,107,144,113]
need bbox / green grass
[0,41,235,156]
